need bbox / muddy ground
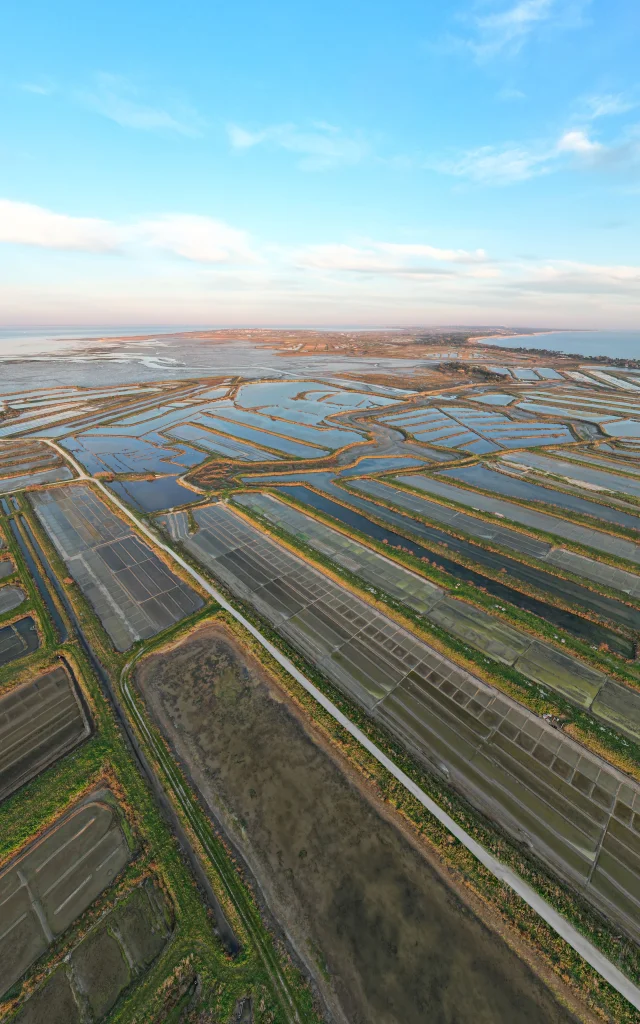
[135,622,579,1024]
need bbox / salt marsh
[62,433,205,475]
[0,467,73,493]
[379,404,573,453]
[0,616,39,667]
[499,452,640,497]
[6,362,640,1019]
[107,475,200,512]
[236,492,637,671]
[202,401,364,448]
[445,463,640,532]
[398,473,640,565]
[0,585,26,615]
[0,663,91,803]
[162,506,640,942]
[135,622,577,1024]
[0,795,130,997]
[270,483,635,654]
[167,422,281,461]
[31,485,202,649]
[195,412,330,458]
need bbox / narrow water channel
[446,464,640,533]
[9,517,68,642]
[275,485,634,657]
[136,623,581,1024]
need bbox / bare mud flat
[135,622,578,1024]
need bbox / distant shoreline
[469,330,640,368]
[467,330,564,344]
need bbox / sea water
[479,331,640,360]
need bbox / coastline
[467,330,566,345]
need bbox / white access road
[43,437,640,1013]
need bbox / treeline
[479,341,640,368]
[440,361,505,381]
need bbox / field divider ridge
[43,437,640,1013]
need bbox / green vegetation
[334,479,640,678]
[119,627,322,1024]
[4,363,640,1023]
[259,487,640,770]
[423,465,640,559]
[386,469,640,617]
[334,477,640,685]
[148,502,640,1022]
[216,603,640,1024]
[0,497,324,1024]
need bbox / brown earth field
[135,621,584,1024]
[9,882,171,1024]
[86,326,563,365]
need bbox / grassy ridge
[217,601,640,1024]
[150,509,640,1024]
[258,486,640,774]
[0,494,327,1024]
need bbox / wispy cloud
[506,258,640,296]
[497,87,526,100]
[581,92,637,120]
[427,142,553,184]
[137,215,257,263]
[228,121,368,170]
[0,200,256,263]
[19,80,56,96]
[428,120,640,184]
[441,0,590,63]
[77,73,204,137]
[295,244,640,312]
[472,0,556,59]
[297,241,492,277]
[1,207,639,324]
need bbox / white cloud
[473,0,556,58]
[296,244,640,309]
[582,93,637,120]
[0,200,256,263]
[507,259,640,296]
[556,126,640,170]
[497,87,526,100]
[557,129,602,154]
[227,125,266,148]
[227,121,367,170]
[375,242,488,263]
[442,0,590,62]
[428,143,552,184]
[19,81,56,96]
[1,198,637,325]
[0,200,120,252]
[78,73,204,137]
[2,224,639,327]
[135,215,257,263]
[298,244,390,272]
[297,241,490,276]
[428,120,640,184]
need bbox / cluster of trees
[440,361,505,381]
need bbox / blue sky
[1,0,639,326]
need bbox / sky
[1,0,639,328]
